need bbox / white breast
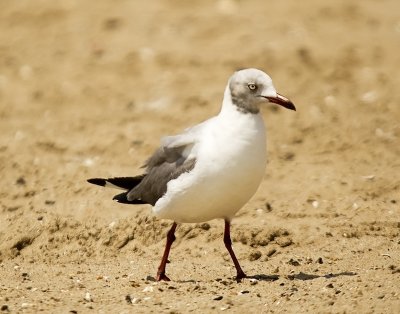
[153,107,267,223]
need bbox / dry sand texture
[0,0,400,313]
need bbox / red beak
[266,93,296,111]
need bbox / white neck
[219,85,236,115]
[216,84,266,140]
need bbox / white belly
[153,111,267,223]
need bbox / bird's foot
[156,272,171,281]
[235,271,247,283]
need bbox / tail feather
[87,175,148,205]
[87,175,145,190]
[113,192,146,204]
[87,178,107,186]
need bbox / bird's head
[228,68,296,114]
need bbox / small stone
[249,278,259,285]
[277,237,293,247]
[213,296,223,301]
[145,275,156,282]
[200,223,210,230]
[361,90,378,104]
[317,257,323,264]
[267,248,277,257]
[288,258,300,266]
[388,265,400,274]
[84,292,92,302]
[255,208,264,214]
[361,175,375,180]
[21,303,33,308]
[16,177,26,185]
[125,295,133,304]
[249,250,262,261]
[142,286,154,293]
[326,283,334,288]
[103,18,121,30]
[238,290,250,295]
[1,305,9,312]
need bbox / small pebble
[249,278,259,285]
[16,177,26,185]
[288,258,300,266]
[84,292,92,302]
[21,303,33,308]
[200,223,210,230]
[142,286,154,293]
[249,250,262,261]
[1,305,9,312]
[213,296,223,301]
[125,295,133,304]
[361,175,375,180]
[145,275,156,282]
[277,238,293,247]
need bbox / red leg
[223,220,246,282]
[156,222,177,281]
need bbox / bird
[87,68,296,282]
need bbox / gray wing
[127,134,197,206]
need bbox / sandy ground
[1,0,400,313]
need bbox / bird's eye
[248,83,257,91]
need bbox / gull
[88,68,296,281]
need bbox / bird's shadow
[247,274,280,281]
[248,271,357,282]
[151,271,357,284]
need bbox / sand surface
[1,0,400,313]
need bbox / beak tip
[266,95,297,111]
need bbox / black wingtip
[113,192,147,204]
[87,178,106,186]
